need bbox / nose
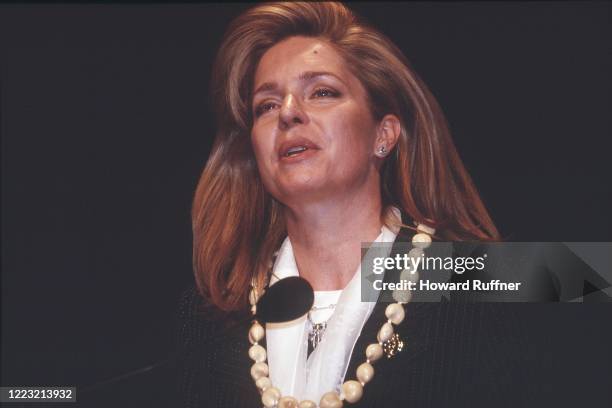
[278,94,307,131]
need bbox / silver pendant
[309,321,328,350]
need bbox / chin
[274,177,329,203]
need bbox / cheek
[328,110,376,159]
[250,129,273,167]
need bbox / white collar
[266,221,398,402]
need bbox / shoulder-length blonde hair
[192,2,500,312]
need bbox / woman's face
[250,36,382,205]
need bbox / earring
[376,145,388,157]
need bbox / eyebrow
[252,71,342,97]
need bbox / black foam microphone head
[255,276,314,323]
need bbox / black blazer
[174,226,607,407]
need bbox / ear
[374,114,401,158]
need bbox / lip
[277,137,321,162]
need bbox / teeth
[285,146,307,157]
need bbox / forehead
[253,36,350,89]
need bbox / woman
[178,3,525,408]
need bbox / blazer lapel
[345,223,437,384]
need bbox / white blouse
[266,221,398,403]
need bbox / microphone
[255,276,314,323]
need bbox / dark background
[1,2,610,407]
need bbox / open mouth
[278,138,320,161]
[284,146,309,157]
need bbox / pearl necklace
[248,224,435,408]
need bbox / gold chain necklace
[247,224,434,408]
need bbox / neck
[284,187,383,291]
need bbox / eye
[311,87,340,99]
[254,101,278,118]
